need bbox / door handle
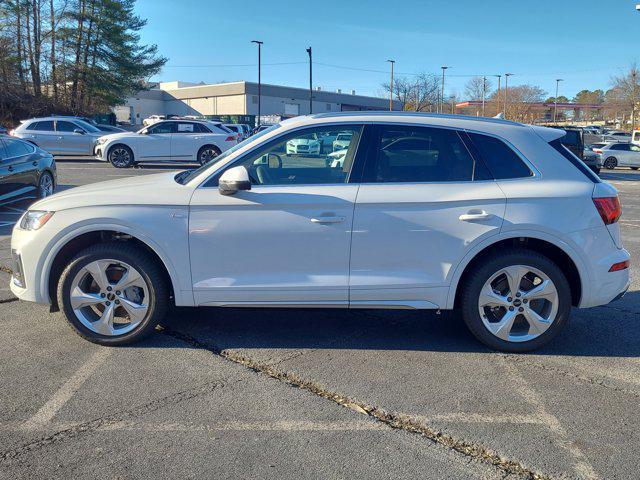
[459,210,492,221]
[310,216,345,224]
[32,161,38,166]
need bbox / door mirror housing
[73,128,85,135]
[219,166,251,196]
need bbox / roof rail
[310,110,525,126]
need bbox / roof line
[310,111,525,126]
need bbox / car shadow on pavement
[151,290,640,357]
[600,170,640,182]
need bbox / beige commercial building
[117,80,402,126]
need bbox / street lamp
[503,73,513,118]
[440,66,449,114]
[387,60,395,111]
[251,40,263,127]
[553,78,563,124]
[494,74,502,116]
[481,76,487,116]
[306,47,313,114]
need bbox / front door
[349,124,506,309]
[55,120,89,155]
[140,121,174,160]
[188,124,365,306]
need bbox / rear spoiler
[531,125,566,143]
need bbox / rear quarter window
[464,132,533,179]
[549,139,600,183]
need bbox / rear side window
[464,132,533,179]
[363,125,491,183]
[3,138,33,157]
[26,121,54,131]
[611,144,629,151]
[549,139,600,183]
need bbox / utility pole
[387,59,395,111]
[440,66,449,114]
[504,73,513,118]
[632,70,637,132]
[494,74,501,116]
[306,47,313,114]
[554,78,563,124]
[251,40,263,127]
[481,76,487,116]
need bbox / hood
[289,138,318,146]
[99,131,135,141]
[33,171,194,211]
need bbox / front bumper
[93,143,108,161]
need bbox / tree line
[0,0,166,125]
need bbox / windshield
[175,123,281,185]
[75,119,101,133]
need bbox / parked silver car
[11,117,104,156]
[596,142,640,170]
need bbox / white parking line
[21,348,111,430]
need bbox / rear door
[0,138,37,198]
[55,120,88,155]
[0,140,13,197]
[349,124,506,309]
[25,120,58,153]
[171,122,204,161]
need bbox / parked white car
[142,115,166,127]
[11,117,104,156]
[10,113,629,352]
[597,142,640,169]
[94,120,238,167]
[286,133,321,155]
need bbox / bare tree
[381,72,440,112]
[464,76,493,101]
[607,64,639,130]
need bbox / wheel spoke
[85,260,111,290]
[522,279,556,301]
[114,267,144,291]
[487,309,517,341]
[70,286,103,310]
[524,307,552,336]
[479,283,510,308]
[92,302,115,335]
[502,265,528,298]
[119,297,148,323]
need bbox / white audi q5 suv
[10,113,630,352]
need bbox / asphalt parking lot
[1,160,640,479]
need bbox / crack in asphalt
[0,376,231,465]
[157,325,552,480]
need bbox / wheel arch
[44,225,188,311]
[448,234,586,310]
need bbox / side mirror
[219,166,251,196]
[73,128,85,135]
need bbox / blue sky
[136,0,640,100]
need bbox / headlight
[19,211,55,231]
[95,137,108,145]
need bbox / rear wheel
[108,145,135,168]
[37,171,54,198]
[604,157,618,169]
[631,167,639,170]
[460,249,571,352]
[197,145,221,166]
[58,243,168,345]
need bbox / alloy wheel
[69,259,149,336]
[39,173,54,197]
[199,148,218,165]
[477,264,559,343]
[110,148,131,167]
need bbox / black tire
[57,242,168,346]
[604,157,618,170]
[631,167,639,171]
[108,144,135,168]
[197,145,221,166]
[459,248,571,353]
[37,171,55,198]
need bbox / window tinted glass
[549,139,600,183]
[611,144,628,151]
[224,125,363,186]
[226,125,239,133]
[4,138,32,157]
[176,122,196,133]
[28,120,54,131]
[148,122,175,134]
[366,126,487,183]
[466,132,532,179]
[56,121,82,132]
[560,130,581,145]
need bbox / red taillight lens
[609,260,630,272]
[593,196,622,225]
[225,135,236,142]
[593,148,602,154]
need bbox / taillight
[593,148,602,154]
[8,129,14,136]
[593,196,622,225]
[225,136,236,142]
[609,260,630,272]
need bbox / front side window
[147,122,175,134]
[465,132,532,179]
[56,121,83,133]
[364,125,489,183]
[222,125,363,186]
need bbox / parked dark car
[0,135,56,201]
[0,126,7,134]
[550,126,600,174]
[76,116,126,133]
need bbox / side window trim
[201,123,368,188]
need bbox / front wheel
[631,167,639,171]
[108,145,135,168]
[58,242,168,345]
[604,157,618,170]
[460,249,571,352]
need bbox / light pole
[494,75,501,116]
[251,40,263,127]
[553,78,563,124]
[503,73,513,118]
[306,47,313,114]
[440,66,449,114]
[481,76,487,116]
[387,59,395,111]
[632,70,637,132]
